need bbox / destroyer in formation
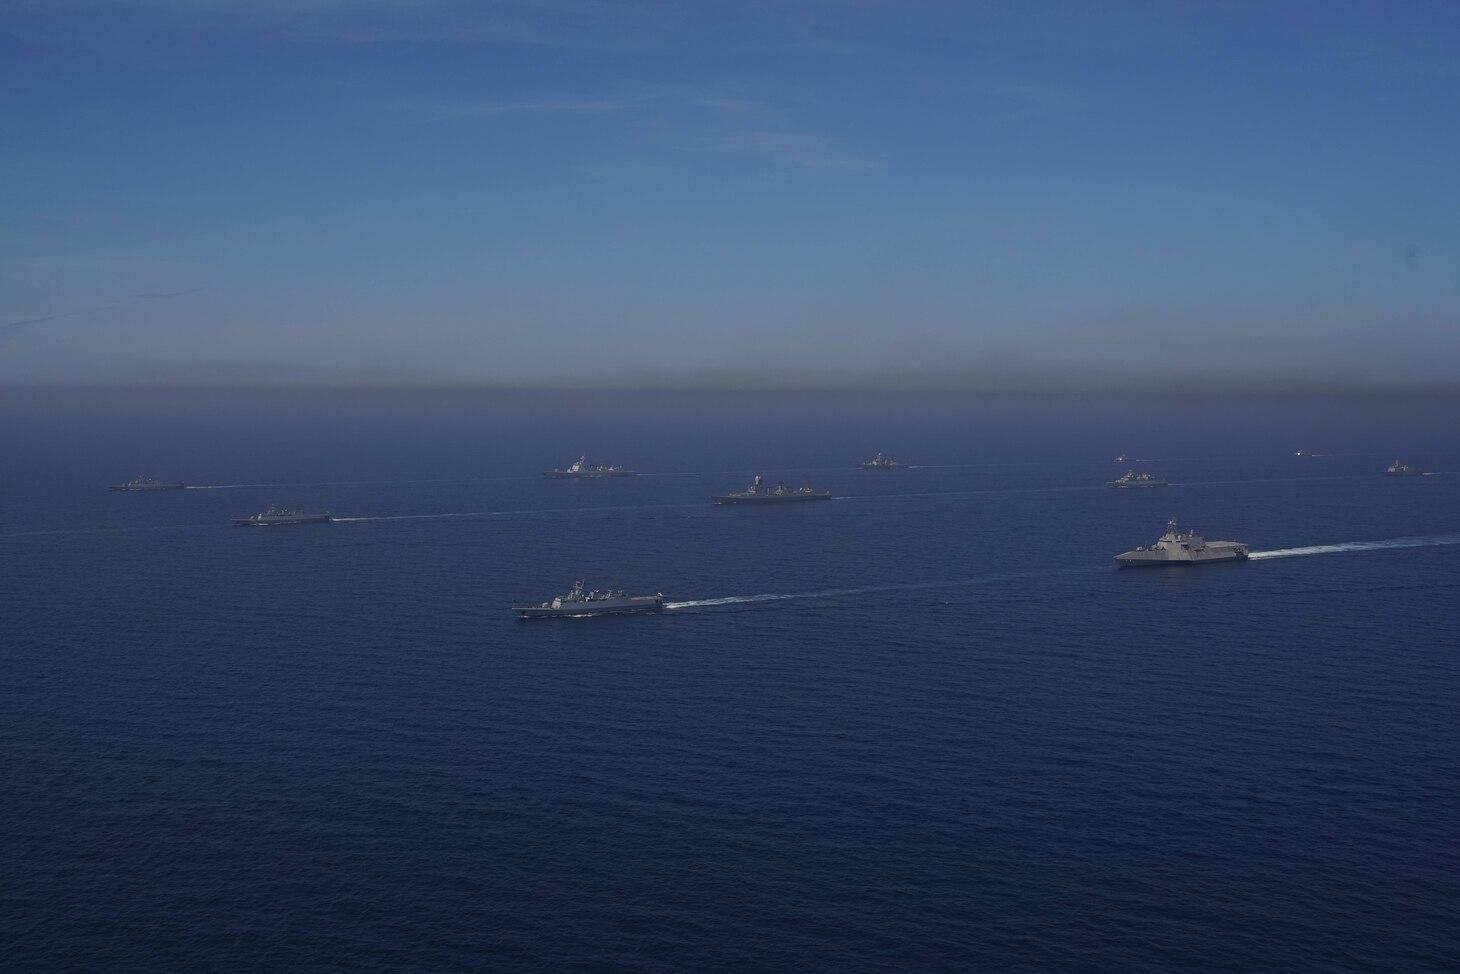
[513,580,663,619]
[857,453,909,470]
[543,456,637,478]
[231,504,331,527]
[712,474,832,504]
[1109,470,1168,488]
[110,475,186,491]
[1115,518,1248,567]
[1384,460,1426,477]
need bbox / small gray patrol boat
[1115,518,1248,567]
[513,580,664,619]
[712,474,832,504]
[231,504,331,527]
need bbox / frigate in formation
[857,453,909,470]
[1115,518,1248,567]
[231,504,331,527]
[543,456,637,478]
[712,474,832,504]
[1109,470,1168,488]
[1383,460,1425,477]
[110,476,186,491]
[513,580,663,619]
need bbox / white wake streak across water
[1249,533,1460,560]
[664,568,1101,610]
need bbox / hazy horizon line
[5,377,1460,400]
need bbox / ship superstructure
[513,580,663,619]
[543,456,637,478]
[1114,518,1248,567]
[712,474,832,504]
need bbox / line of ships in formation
[112,450,1433,618]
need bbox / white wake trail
[1250,533,1460,560]
[663,567,1102,610]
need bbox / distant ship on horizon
[543,456,637,478]
[513,580,663,619]
[110,475,186,491]
[712,474,832,504]
[857,453,909,470]
[1384,460,1426,477]
[231,504,331,526]
[1109,470,1168,488]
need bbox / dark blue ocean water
[3,389,1459,973]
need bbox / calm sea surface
[3,390,1458,972]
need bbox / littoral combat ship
[513,580,663,619]
[712,474,832,504]
[231,504,331,527]
[857,453,909,470]
[110,475,186,491]
[543,456,637,478]
[1115,518,1248,567]
[1109,470,1168,488]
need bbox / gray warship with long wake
[712,474,832,504]
[513,580,663,619]
[857,453,909,470]
[1383,460,1425,477]
[1115,518,1248,567]
[543,456,637,478]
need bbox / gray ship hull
[712,491,832,504]
[514,595,663,618]
[1115,544,1247,567]
[110,481,186,491]
[232,513,331,526]
[543,470,637,478]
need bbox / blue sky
[2,0,1457,389]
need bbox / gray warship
[857,453,909,470]
[1109,470,1168,488]
[712,474,832,504]
[1115,518,1248,567]
[110,475,186,491]
[543,456,637,478]
[513,580,663,619]
[231,504,331,527]
[1384,460,1425,477]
